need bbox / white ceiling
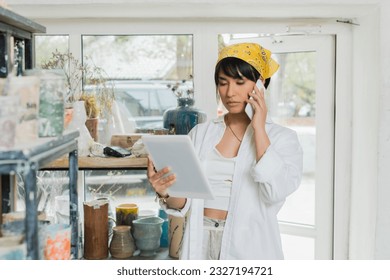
[4,0,383,4]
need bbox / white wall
[349,7,380,259]
[375,0,390,260]
[5,0,390,259]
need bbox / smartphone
[245,80,265,119]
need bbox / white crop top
[203,147,236,211]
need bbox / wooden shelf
[43,155,148,170]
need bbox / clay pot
[168,215,186,259]
[109,226,135,259]
[115,203,138,228]
[83,200,109,260]
[133,216,163,257]
[42,224,71,260]
[85,117,99,141]
[64,107,74,129]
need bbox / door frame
[254,34,335,259]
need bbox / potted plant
[79,92,99,141]
[41,50,115,141]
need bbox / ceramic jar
[132,216,164,257]
[115,203,139,233]
[158,209,169,248]
[168,215,186,259]
[42,224,71,260]
[163,97,207,135]
[83,199,109,260]
[109,226,136,259]
[85,117,99,141]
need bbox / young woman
[147,42,303,259]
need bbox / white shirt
[162,115,303,260]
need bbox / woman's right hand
[147,156,176,196]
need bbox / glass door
[221,34,335,259]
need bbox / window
[82,35,193,131]
[81,35,194,214]
[34,34,195,219]
[34,35,69,67]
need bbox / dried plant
[167,75,194,99]
[80,93,99,118]
[41,51,84,105]
[87,170,124,201]
[41,49,115,117]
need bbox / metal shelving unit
[0,131,79,259]
[0,6,46,77]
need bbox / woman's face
[217,71,256,114]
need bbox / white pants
[201,217,225,260]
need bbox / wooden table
[43,155,148,170]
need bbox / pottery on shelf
[85,117,99,142]
[109,226,136,259]
[66,100,93,156]
[41,224,71,260]
[83,199,109,260]
[115,203,138,229]
[132,216,164,257]
[163,97,207,135]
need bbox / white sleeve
[251,130,303,204]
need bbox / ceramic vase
[168,215,186,259]
[109,226,136,259]
[64,107,74,129]
[132,216,164,257]
[115,203,138,229]
[66,101,93,156]
[83,200,109,260]
[163,97,207,135]
[85,117,99,141]
[42,224,71,260]
[159,209,169,248]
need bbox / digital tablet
[142,135,214,200]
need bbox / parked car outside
[107,80,180,129]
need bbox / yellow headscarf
[217,43,279,79]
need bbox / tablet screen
[142,135,214,200]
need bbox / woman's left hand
[147,156,176,196]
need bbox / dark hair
[214,57,270,89]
